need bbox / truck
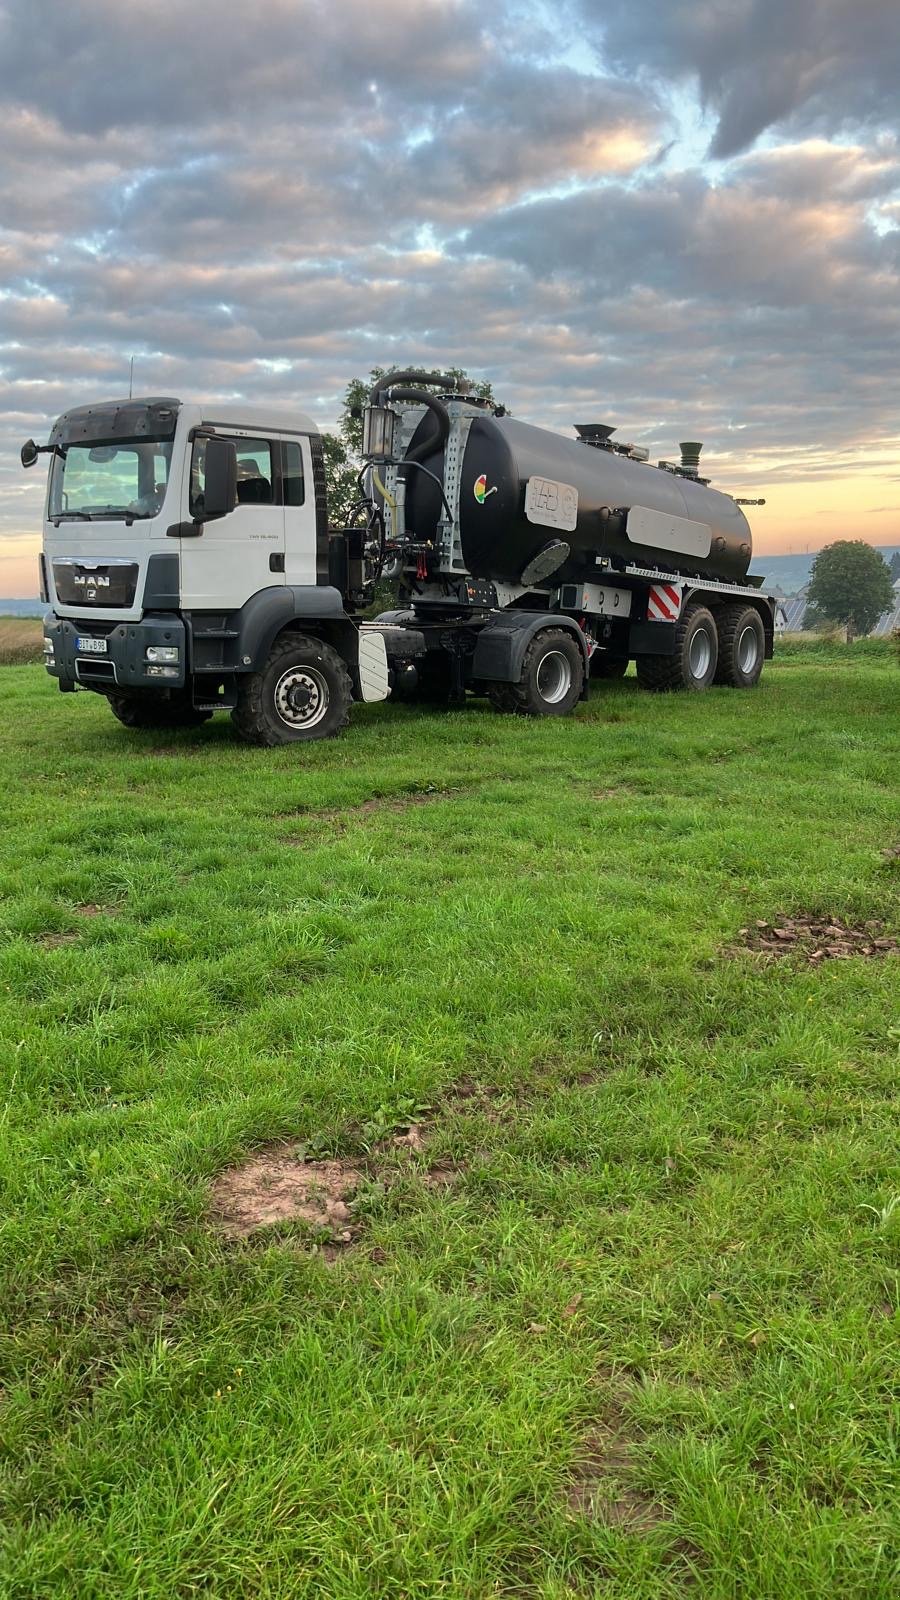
[21,371,774,743]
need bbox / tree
[321,366,499,528]
[805,540,894,641]
[889,550,900,581]
[320,430,360,529]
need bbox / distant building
[774,578,900,637]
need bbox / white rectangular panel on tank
[524,476,579,532]
[626,504,712,558]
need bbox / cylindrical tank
[403,413,752,585]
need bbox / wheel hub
[689,628,712,679]
[737,625,759,674]
[536,650,572,705]
[274,665,330,730]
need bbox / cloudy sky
[1,0,899,592]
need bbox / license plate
[76,636,108,654]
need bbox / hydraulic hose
[386,386,451,464]
[368,369,458,405]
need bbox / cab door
[277,435,320,588]
[180,432,286,611]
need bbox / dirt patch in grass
[36,904,119,946]
[210,1120,464,1250]
[278,786,463,834]
[735,915,897,966]
[566,1412,666,1534]
[210,1149,364,1241]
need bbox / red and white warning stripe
[647,582,683,622]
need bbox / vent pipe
[679,441,703,478]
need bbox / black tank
[403,413,752,586]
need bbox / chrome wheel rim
[536,649,573,704]
[737,624,759,674]
[689,627,712,679]
[274,664,330,730]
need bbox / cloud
[0,0,898,586]
[581,0,900,156]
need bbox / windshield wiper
[52,512,94,524]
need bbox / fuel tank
[404,413,753,586]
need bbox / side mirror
[21,439,39,469]
[199,437,237,521]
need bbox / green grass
[0,645,898,1599]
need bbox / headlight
[43,638,55,658]
[146,645,179,663]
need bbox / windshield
[48,440,174,521]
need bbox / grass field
[0,644,897,1598]
[0,617,43,666]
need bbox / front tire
[713,605,765,687]
[232,633,352,746]
[636,603,718,692]
[489,628,584,717]
[106,691,212,730]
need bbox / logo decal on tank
[473,473,497,504]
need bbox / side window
[282,441,305,506]
[234,438,273,505]
[189,435,273,517]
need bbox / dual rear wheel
[636,602,764,693]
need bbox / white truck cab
[27,395,389,741]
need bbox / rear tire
[636,603,718,692]
[713,605,765,687]
[106,691,212,730]
[489,628,584,717]
[232,633,352,746]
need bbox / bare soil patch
[566,1413,666,1534]
[735,914,897,966]
[36,904,118,946]
[210,1116,465,1249]
[278,787,460,836]
[210,1149,363,1241]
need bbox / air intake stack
[679,441,703,479]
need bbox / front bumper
[44,613,187,691]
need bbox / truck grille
[53,560,139,606]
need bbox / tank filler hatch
[575,423,649,463]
